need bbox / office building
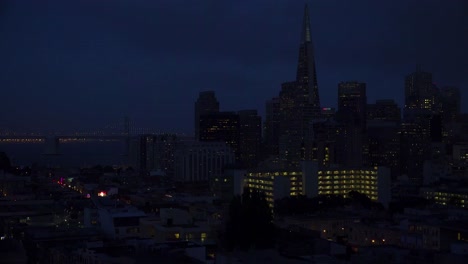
[194,91,219,139]
[404,69,437,113]
[238,110,262,168]
[336,81,367,167]
[310,119,343,168]
[367,121,400,178]
[337,81,367,129]
[440,86,461,123]
[277,5,322,169]
[128,134,178,176]
[264,97,281,157]
[367,99,401,123]
[399,123,429,185]
[199,111,240,161]
[174,141,235,182]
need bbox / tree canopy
[275,191,384,216]
[0,152,11,171]
[224,188,275,251]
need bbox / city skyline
[1,0,467,134]
[1,3,468,261]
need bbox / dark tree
[0,152,11,171]
[275,194,350,216]
[224,188,275,251]
[389,197,431,215]
[92,165,103,172]
[103,165,114,173]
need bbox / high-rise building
[174,141,235,182]
[278,81,305,169]
[264,97,281,157]
[337,81,367,129]
[439,87,462,148]
[367,121,400,179]
[336,81,367,167]
[277,5,321,169]
[296,4,320,111]
[440,86,461,123]
[199,111,240,160]
[399,122,429,185]
[404,69,437,113]
[366,99,401,177]
[401,69,438,185]
[367,99,401,123]
[430,115,443,143]
[238,110,262,169]
[128,134,158,174]
[403,69,440,136]
[152,134,178,177]
[199,110,261,168]
[128,134,180,176]
[194,91,219,139]
[310,119,343,168]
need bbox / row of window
[318,185,377,191]
[319,170,378,175]
[318,175,377,180]
[318,181,377,186]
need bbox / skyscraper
[264,97,281,157]
[128,134,179,176]
[194,91,219,139]
[399,122,428,185]
[401,69,435,185]
[366,99,401,178]
[336,81,367,167]
[337,81,367,129]
[367,99,401,123]
[199,111,240,161]
[440,86,461,123]
[310,119,343,168]
[404,68,438,120]
[367,122,400,178]
[439,86,461,147]
[278,4,321,169]
[296,4,320,111]
[238,110,262,168]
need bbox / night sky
[1,0,467,134]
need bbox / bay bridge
[0,118,167,156]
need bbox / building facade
[199,111,240,161]
[238,110,262,168]
[277,5,322,170]
[194,91,220,139]
[244,162,391,208]
[128,134,178,176]
[174,141,235,182]
[367,99,401,123]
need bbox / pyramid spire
[301,4,312,43]
[296,3,320,109]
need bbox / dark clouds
[0,0,467,134]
